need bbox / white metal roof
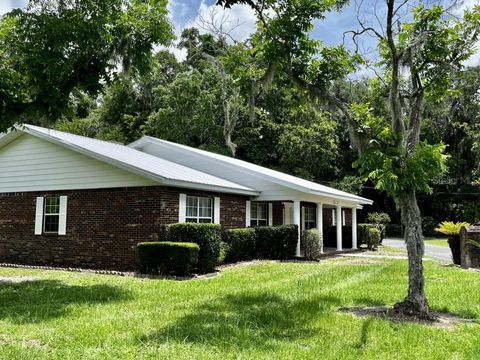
[129,136,373,205]
[4,125,258,195]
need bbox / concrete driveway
[383,238,452,262]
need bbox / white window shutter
[246,200,251,227]
[35,197,44,235]
[268,203,273,226]
[214,197,220,224]
[58,196,68,235]
[179,194,186,223]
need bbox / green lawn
[425,239,450,247]
[0,258,479,359]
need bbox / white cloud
[165,0,257,62]
[0,0,27,15]
[186,0,257,43]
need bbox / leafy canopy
[0,0,173,130]
[352,102,449,196]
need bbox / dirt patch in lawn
[338,258,387,265]
[0,276,39,284]
[339,306,477,329]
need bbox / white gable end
[0,134,157,193]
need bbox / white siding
[0,134,157,193]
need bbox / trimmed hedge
[137,241,199,275]
[223,228,256,262]
[255,225,298,260]
[365,227,381,250]
[304,229,322,260]
[165,223,222,273]
[358,224,376,245]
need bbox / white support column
[316,203,323,253]
[293,200,301,256]
[336,205,342,251]
[351,207,357,249]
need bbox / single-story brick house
[0,125,372,270]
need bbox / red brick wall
[0,186,247,271]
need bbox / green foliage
[365,227,381,251]
[352,103,449,196]
[223,228,256,263]
[358,224,377,246]
[467,239,480,249]
[255,225,298,260]
[434,221,470,236]
[0,0,173,130]
[367,212,391,241]
[303,229,322,260]
[165,223,222,273]
[386,224,403,237]
[331,176,364,195]
[367,212,391,225]
[2,262,480,358]
[137,241,199,275]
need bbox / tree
[217,0,480,317]
[0,0,173,131]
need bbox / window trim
[43,196,60,234]
[250,202,268,227]
[185,195,214,224]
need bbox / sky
[0,0,479,67]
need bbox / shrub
[255,225,298,260]
[137,241,199,275]
[365,227,381,250]
[304,229,322,260]
[435,221,470,265]
[367,212,391,242]
[358,224,376,245]
[218,241,228,265]
[223,228,256,262]
[165,223,222,273]
[434,221,470,236]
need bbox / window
[44,196,60,233]
[304,207,316,230]
[186,196,213,223]
[250,202,268,227]
[342,210,346,226]
[331,208,336,226]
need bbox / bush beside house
[223,225,298,262]
[303,229,322,260]
[165,223,222,273]
[222,228,256,262]
[255,225,298,260]
[137,242,199,275]
[138,224,299,275]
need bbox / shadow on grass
[139,292,384,351]
[0,279,129,324]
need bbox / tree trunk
[394,191,430,318]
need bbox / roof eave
[18,126,257,196]
[135,137,374,204]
